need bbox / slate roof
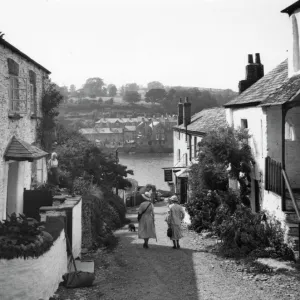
[281,1,300,16]
[79,128,123,134]
[4,136,48,162]
[260,74,300,106]
[174,107,227,134]
[225,60,288,108]
[0,38,51,74]
[124,126,136,131]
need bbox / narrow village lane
[58,201,300,300]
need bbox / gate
[23,189,53,221]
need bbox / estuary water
[118,153,173,190]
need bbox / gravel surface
[56,202,300,300]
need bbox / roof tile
[174,107,227,134]
[4,136,48,161]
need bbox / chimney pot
[255,53,261,64]
[183,97,192,127]
[177,98,184,126]
[248,54,253,64]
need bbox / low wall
[262,190,285,222]
[40,196,82,259]
[0,229,67,300]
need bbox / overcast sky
[0,0,296,91]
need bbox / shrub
[0,213,53,259]
[213,205,294,261]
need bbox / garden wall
[0,229,67,300]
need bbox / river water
[118,153,173,190]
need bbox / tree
[39,82,63,150]
[147,81,164,90]
[70,84,76,96]
[123,91,141,103]
[125,83,139,92]
[145,88,166,103]
[58,86,69,103]
[55,124,133,190]
[108,84,117,97]
[120,85,125,96]
[83,77,105,97]
[161,87,219,115]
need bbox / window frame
[177,149,181,162]
[285,120,296,141]
[8,75,28,114]
[241,119,248,129]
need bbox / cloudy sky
[0,0,295,91]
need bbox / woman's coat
[138,200,156,239]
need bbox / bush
[213,205,294,261]
[186,189,222,232]
[81,187,126,249]
[0,213,53,259]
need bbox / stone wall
[0,229,67,300]
[40,196,82,258]
[0,43,48,220]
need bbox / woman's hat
[170,195,179,203]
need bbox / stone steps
[285,199,300,211]
[285,211,300,224]
[286,223,299,237]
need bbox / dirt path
[57,202,300,300]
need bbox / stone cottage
[0,36,50,220]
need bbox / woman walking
[166,195,185,249]
[138,191,156,249]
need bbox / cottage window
[241,119,248,129]
[285,121,295,141]
[161,134,165,140]
[156,134,159,140]
[7,58,27,113]
[36,158,45,183]
[194,136,197,158]
[187,134,191,149]
[29,70,37,114]
[177,149,181,162]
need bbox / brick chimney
[177,98,183,126]
[238,53,264,94]
[183,97,191,127]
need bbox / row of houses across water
[168,1,300,256]
[79,115,177,152]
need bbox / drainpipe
[282,104,287,211]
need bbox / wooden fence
[265,156,282,196]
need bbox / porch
[263,98,300,254]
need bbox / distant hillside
[208,89,238,106]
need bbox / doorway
[6,161,24,216]
[254,180,260,212]
[180,178,188,204]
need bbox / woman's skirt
[171,224,183,240]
